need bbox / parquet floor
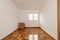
[2,27,55,40]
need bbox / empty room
[0,0,58,40]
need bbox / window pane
[34,14,38,20]
[29,34,33,40]
[29,14,33,20]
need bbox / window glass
[29,14,33,20]
[29,14,38,20]
[34,14,38,20]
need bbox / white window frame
[29,14,38,20]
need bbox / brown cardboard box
[19,23,25,29]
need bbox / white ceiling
[11,0,46,10]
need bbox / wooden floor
[2,27,55,40]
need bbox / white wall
[40,0,57,40]
[0,0,57,40]
[19,10,40,27]
[0,0,19,39]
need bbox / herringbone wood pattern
[2,27,55,40]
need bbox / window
[29,14,38,20]
[34,14,38,20]
[29,34,38,40]
[29,14,33,20]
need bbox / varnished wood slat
[2,27,55,40]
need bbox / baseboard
[39,26,55,40]
[25,26,40,27]
[1,26,18,40]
